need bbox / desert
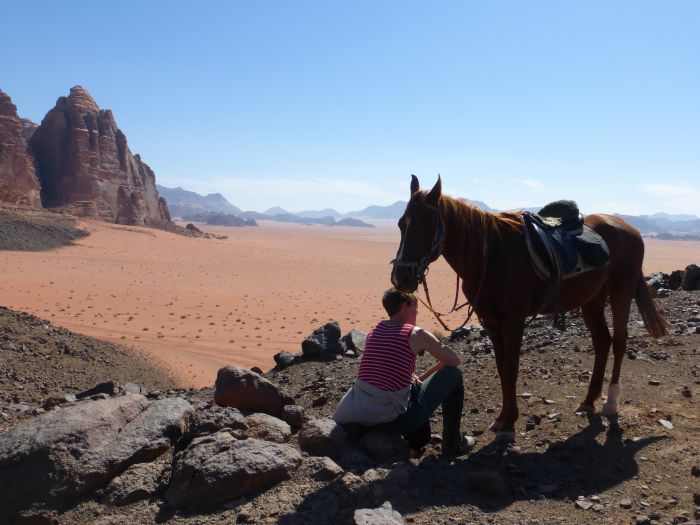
[2,217,697,388]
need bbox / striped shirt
[358,321,416,391]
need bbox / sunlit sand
[1,219,698,387]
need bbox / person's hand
[412,374,423,387]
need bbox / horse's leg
[485,324,506,432]
[579,287,612,412]
[494,318,525,443]
[601,289,632,417]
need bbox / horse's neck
[439,198,487,291]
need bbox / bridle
[391,206,490,332]
[390,210,445,284]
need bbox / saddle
[522,200,610,328]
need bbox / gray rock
[575,499,593,510]
[102,460,165,505]
[245,412,291,443]
[281,405,304,433]
[165,433,301,508]
[359,431,409,462]
[273,350,296,369]
[299,418,347,458]
[214,365,293,417]
[305,456,344,481]
[301,321,342,359]
[354,501,404,525]
[646,272,667,290]
[0,394,195,518]
[619,498,633,509]
[123,383,145,395]
[341,329,367,355]
[187,405,247,439]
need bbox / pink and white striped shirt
[358,321,416,391]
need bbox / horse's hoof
[494,431,516,444]
[601,402,618,417]
[489,420,503,433]
[575,403,595,415]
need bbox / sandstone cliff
[0,90,42,208]
[29,86,170,226]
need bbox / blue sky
[2,1,699,214]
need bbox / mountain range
[157,185,700,237]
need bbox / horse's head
[391,175,444,293]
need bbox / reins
[418,227,490,332]
[391,202,491,333]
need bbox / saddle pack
[522,200,611,327]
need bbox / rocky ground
[0,208,87,251]
[0,286,698,525]
[0,306,178,432]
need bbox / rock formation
[29,86,171,226]
[19,118,38,141]
[0,90,42,207]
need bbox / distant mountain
[156,185,241,217]
[264,206,289,215]
[615,214,700,237]
[296,208,343,219]
[344,201,408,219]
[648,212,699,223]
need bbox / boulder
[0,394,195,518]
[301,321,342,359]
[165,433,301,508]
[76,380,122,399]
[669,269,684,290]
[304,456,344,481]
[28,86,171,226]
[681,264,700,291]
[359,431,409,462]
[354,501,404,525]
[214,365,293,417]
[646,272,667,291]
[298,418,347,458]
[0,90,42,208]
[342,329,367,355]
[273,350,296,369]
[186,405,247,440]
[281,404,304,433]
[102,460,165,506]
[244,413,291,443]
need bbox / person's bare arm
[409,327,460,370]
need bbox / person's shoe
[442,434,476,457]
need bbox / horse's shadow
[277,415,665,524]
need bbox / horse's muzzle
[390,262,420,293]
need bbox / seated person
[333,288,474,456]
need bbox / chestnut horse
[391,175,670,442]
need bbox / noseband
[391,211,445,283]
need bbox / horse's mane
[439,194,522,238]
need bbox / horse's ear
[410,174,420,196]
[426,175,442,204]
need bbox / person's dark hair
[382,288,418,317]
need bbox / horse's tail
[634,273,672,339]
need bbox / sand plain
[1,219,699,387]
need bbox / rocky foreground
[0,273,699,525]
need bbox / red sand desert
[2,219,699,388]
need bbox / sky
[2,1,699,215]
